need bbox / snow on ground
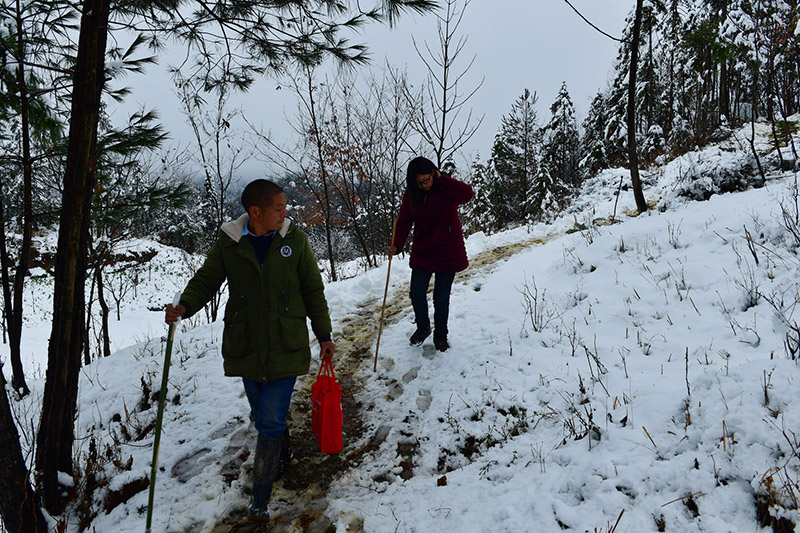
[6,120,800,532]
[329,180,800,532]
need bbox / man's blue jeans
[242,376,297,438]
[409,267,455,336]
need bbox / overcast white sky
[113,1,634,181]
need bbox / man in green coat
[165,179,334,522]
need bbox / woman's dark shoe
[409,326,431,346]
[434,334,449,352]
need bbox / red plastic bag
[311,357,343,453]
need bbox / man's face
[251,192,287,234]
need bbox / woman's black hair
[405,156,437,213]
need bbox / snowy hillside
[8,119,800,532]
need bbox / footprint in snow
[386,379,404,400]
[171,419,251,483]
[422,344,436,360]
[171,446,214,483]
[402,366,420,383]
[416,390,433,412]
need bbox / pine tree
[542,82,580,201]
[0,0,72,400]
[88,109,191,361]
[491,88,541,226]
[638,0,667,144]
[463,154,495,234]
[604,8,637,167]
[579,91,609,177]
[603,2,667,163]
[528,164,559,224]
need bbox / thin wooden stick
[374,218,397,372]
[609,508,625,532]
[642,425,657,448]
[661,491,703,507]
[722,420,728,452]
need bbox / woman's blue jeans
[410,267,455,336]
[242,376,297,438]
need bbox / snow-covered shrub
[670,116,694,155]
[643,125,666,164]
[672,156,763,202]
[753,452,800,531]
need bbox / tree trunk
[210,291,221,322]
[0,367,46,532]
[96,265,111,357]
[85,265,96,366]
[627,0,648,213]
[0,215,30,397]
[3,1,35,398]
[347,207,374,268]
[35,0,110,513]
[0,182,20,378]
[717,0,731,123]
[305,71,337,281]
[720,59,730,121]
[748,0,766,185]
[321,166,337,282]
[764,39,785,168]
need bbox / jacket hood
[220,213,292,243]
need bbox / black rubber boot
[434,333,449,352]
[249,436,283,522]
[276,427,292,481]
[409,326,431,346]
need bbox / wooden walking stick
[374,218,397,372]
[146,292,181,533]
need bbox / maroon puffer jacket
[393,174,474,273]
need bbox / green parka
[180,214,332,382]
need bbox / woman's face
[416,173,434,191]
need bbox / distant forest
[1,2,797,279]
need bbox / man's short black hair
[241,179,284,211]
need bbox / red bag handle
[318,356,336,379]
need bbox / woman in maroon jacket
[389,156,474,351]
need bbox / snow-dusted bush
[672,155,763,201]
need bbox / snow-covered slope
[8,120,800,532]
[331,178,800,532]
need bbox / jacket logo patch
[280,245,293,258]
